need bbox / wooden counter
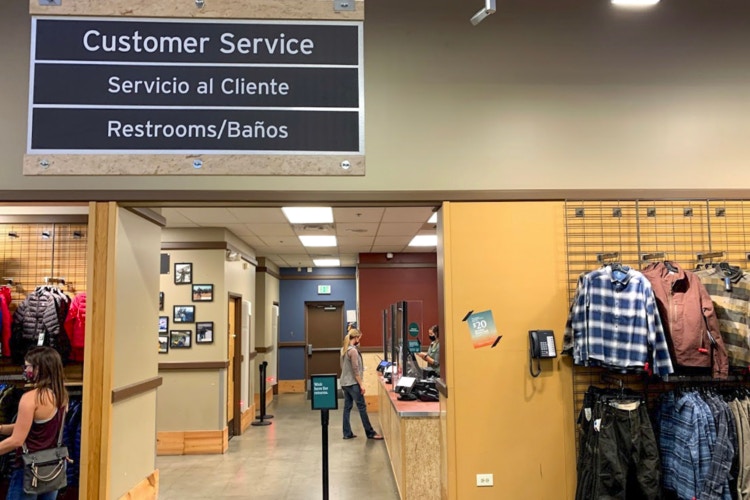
[378,377,440,500]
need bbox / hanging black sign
[28,17,363,154]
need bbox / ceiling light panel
[409,235,438,247]
[313,258,341,267]
[611,0,659,7]
[282,207,334,224]
[299,235,337,247]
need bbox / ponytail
[341,328,362,356]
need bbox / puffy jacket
[0,287,10,357]
[642,261,728,378]
[64,293,86,362]
[10,286,71,364]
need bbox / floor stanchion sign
[311,374,338,500]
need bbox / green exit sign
[318,285,331,295]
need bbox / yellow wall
[441,202,576,499]
[110,207,160,498]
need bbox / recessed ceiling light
[314,258,341,267]
[282,207,333,224]
[409,235,437,247]
[611,0,659,8]
[428,213,438,224]
[299,235,337,247]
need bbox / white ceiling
[160,206,439,268]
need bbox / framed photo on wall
[173,305,195,323]
[174,262,193,284]
[158,316,169,333]
[169,330,192,348]
[158,336,169,354]
[196,322,214,344]
[192,284,214,302]
[159,291,164,311]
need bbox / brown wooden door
[227,297,242,437]
[306,302,345,379]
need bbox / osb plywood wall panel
[29,0,365,21]
[24,154,365,176]
[0,223,88,304]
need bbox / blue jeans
[6,468,59,500]
[342,383,375,438]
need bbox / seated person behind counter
[417,325,440,376]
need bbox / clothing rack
[44,276,67,286]
[696,250,724,262]
[641,252,666,262]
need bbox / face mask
[22,365,34,382]
[429,335,436,341]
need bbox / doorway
[227,294,242,438]
[305,301,345,382]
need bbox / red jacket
[0,287,11,357]
[642,262,728,378]
[64,292,86,362]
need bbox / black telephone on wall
[529,330,557,359]
[529,330,556,378]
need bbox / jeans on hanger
[6,467,59,500]
[342,383,376,438]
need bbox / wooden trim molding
[247,351,259,361]
[124,207,166,227]
[280,274,355,280]
[161,242,226,250]
[256,345,275,353]
[158,361,229,370]
[29,0,365,20]
[111,376,163,404]
[117,470,159,500]
[358,263,437,269]
[0,215,88,224]
[156,428,229,456]
[278,342,306,348]
[160,241,257,266]
[257,267,281,280]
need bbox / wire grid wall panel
[0,223,88,309]
[565,199,750,443]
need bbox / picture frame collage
[159,261,215,354]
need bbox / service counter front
[378,377,440,500]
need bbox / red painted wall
[357,253,438,348]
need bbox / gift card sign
[311,374,338,410]
[466,310,499,349]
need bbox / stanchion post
[310,374,337,500]
[252,361,272,427]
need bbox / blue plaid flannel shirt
[564,265,674,377]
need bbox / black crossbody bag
[21,408,68,495]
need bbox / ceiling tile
[161,208,196,225]
[376,222,425,236]
[226,207,287,223]
[372,236,411,246]
[224,224,255,237]
[246,223,296,237]
[382,207,436,223]
[336,235,375,246]
[177,207,240,225]
[336,222,379,235]
[333,207,385,223]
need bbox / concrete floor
[157,393,400,500]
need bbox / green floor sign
[311,374,338,410]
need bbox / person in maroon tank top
[0,347,69,500]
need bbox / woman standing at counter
[418,325,440,376]
[340,328,383,440]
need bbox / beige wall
[254,260,280,390]
[110,207,160,498]
[441,202,576,499]
[4,0,750,199]
[157,230,256,431]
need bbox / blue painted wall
[278,267,356,380]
